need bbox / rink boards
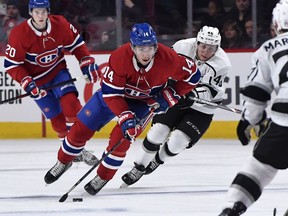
[0,52,256,139]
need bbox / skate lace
[220,202,246,216]
[129,166,144,180]
[233,202,246,215]
[82,149,98,165]
[50,162,67,177]
[149,160,159,171]
[90,176,108,190]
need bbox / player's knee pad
[60,92,82,118]
[240,156,278,189]
[146,123,170,144]
[186,141,196,149]
[143,137,160,152]
[157,142,178,163]
[227,156,278,208]
[166,129,190,154]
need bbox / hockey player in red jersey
[121,25,232,186]
[4,0,99,165]
[44,23,201,195]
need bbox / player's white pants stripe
[61,137,84,156]
[102,151,124,170]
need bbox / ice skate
[44,160,72,184]
[84,175,109,195]
[218,202,247,216]
[73,148,99,166]
[145,157,162,175]
[121,163,146,188]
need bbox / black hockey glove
[237,111,267,146]
[176,90,198,109]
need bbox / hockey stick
[59,139,123,202]
[273,208,276,216]
[188,96,242,114]
[59,110,155,202]
[0,75,87,104]
[283,208,288,216]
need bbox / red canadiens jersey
[4,15,90,86]
[101,43,200,116]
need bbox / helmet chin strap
[195,54,204,66]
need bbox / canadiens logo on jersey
[4,15,90,85]
[125,84,151,99]
[34,47,59,68]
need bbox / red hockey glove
[21,76,47,99]
[147,87,180,113]
[80,56,99,83]
[118,111,137,141]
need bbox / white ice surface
[0,139,287,216]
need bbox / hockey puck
[73,198,83,202]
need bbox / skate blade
[119,182,129,188]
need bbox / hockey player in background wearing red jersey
[4,0,99,165]
[44,23,201,196]
[218,2,288,215]
[121,25,232,186]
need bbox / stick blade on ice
[59,193,68,202]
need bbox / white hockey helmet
[279,0,288,4]
[272,3,281,26]
[197,26,221,46]
[273,3,288,35]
